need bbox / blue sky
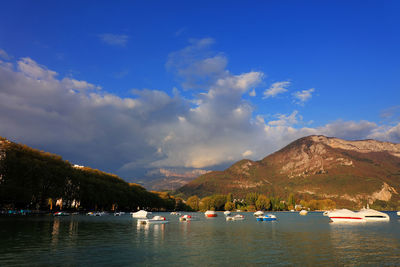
[1,1,400,179]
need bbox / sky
[1,1,400,180]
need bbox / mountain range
[177,135,400,208]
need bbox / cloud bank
[0,42,399,179]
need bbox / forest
[0,137,188,212]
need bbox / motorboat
[256,214,277,221]
[397,211,400,216]
[131,210,151,219]
[94,212,106,216]
[299,210,308,216]
[170,212,181,215]
[227,214,245,221]
[114,212,125,216]
[254,211,264,216]
[138,215,168,225]
[226,216,234,221]
[53,211,69,216]
[356,208,389,221]
[179,215,193,222]
[224,211,231,216]
[328,209,366,223]
[233,214,245,220]
[205,210,217,217]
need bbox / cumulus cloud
[166,38,229,90]
[0,49,11,60]
[263,81,290,99]
[0,46,398,180]
[98,33,129,47]
[293,88,315,105]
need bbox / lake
[1,211,400,266]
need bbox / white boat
[328,209,366,223]
[53,211,69,216]
[233,214,245,220]
[226,216,234,221]
[299,210,308,216]
[179,215,193,221]
[205,210,217,217]
[114,212,125,216]
[138,215,168,225]
[254,211,264,216]
[170,212,181,215]
[397,211,400,216]
[131,210,151,219]
[224,211,231,216]
[357,208,389,221]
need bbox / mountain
[177,135,400,208]
[134,168,210,191]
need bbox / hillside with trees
[0,137,188,212]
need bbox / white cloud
[249,89,256,97]
[263,81,290,98]
[98,34,129,47]
[293,88,315,104]
[0,49,11,60]
[242,150,253,157]
[0,47,398,180]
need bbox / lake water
[1,212,400,266]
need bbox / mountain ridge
[177,135,400,209]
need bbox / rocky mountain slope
[177,135,400,208]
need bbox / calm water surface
[1,212,400,266]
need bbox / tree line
[0,138,189,212]
[184,192,337,212]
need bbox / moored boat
[131,210,151,219]
[328,209,366,223]
[205,210,217,217]
[299,210,308,216]
[397,211,400,216]
[257,214,277,221]
[224,211,231,216]
[53,211,69,216]
[254,211,264,216]
[138,215,168,225]
[233,214,245,220]
[357,208,389,221]
[179,215,193,222]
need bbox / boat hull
[330,217,366,223]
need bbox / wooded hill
[0,137,186,211]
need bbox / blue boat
[257,214,277,221]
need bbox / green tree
[186,195,200,211]
[224,201,235,211]
[212,195,227,211]
[245,192,259,206]
[255,194,271,210]
[199,196,214,211]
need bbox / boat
[205,210,217,217]
[53,211,69,216]
[356,208,389,221]
[323,211,330,216]
[233,214,245,220]
[179,215,193,222]
[226,216,234,221]
[299,210,308,216]
[131,210,151,219]
[256,214,277,221]
[328,209,366,223]
[397,211,400,216]
[138,215,168,225]
[170,212,181,215]
[254,211,264,216]
[114,212,125,216]
[224,211,231,216]
[87,212,95,216]
[94,211,106,216]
